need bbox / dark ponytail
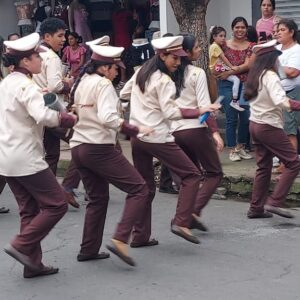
[2,53,22,68]
[68,59,113,109]
[136,54,171,93]
[174,33,197,97]
[244,51,281,101]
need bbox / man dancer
[33,17,80,208]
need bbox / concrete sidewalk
[58,140,300,202]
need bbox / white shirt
[249,70,289,129]
[70,73,123,148]
[276,43,300,91]
[32,47,66,103]
[171,65,211,132]
[0,72,60,176]
[120,69,182,143]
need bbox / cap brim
[117,61,126,69]
[169,48,187,57]
[36,45,47,53]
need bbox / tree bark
[169,0,210,72]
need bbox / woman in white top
[171,34,224,231]
[0,33,76,278]
[70,44,153,266]
[275,19,300,160]
[120,36,220,247]
[244,40,300,219]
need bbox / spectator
[216,17,255,162]
[256,0,280,41]
[62,31,86,78]
[274,19,300,174]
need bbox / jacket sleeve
[120,74,134,100]
[195,68,212,107]
[21,83,60,127]
[45,55,69,94]
[96,82,123,130]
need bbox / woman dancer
[70,44,153,266]
[0,33,76,278]
[171,34,224,231]
[244,40,300,219]
[120,36,221,247]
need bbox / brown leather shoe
[247,210,273,219]
[64,191,80,208]
[106,239,136,267]
[171,225,200,244]
[77,252,110,261]
[190,214,208,231]
[130,238,159,248]
[4,244,40,271]
[265,205,294,219]
[24,266,59,278]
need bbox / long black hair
[68,59,113,108]
[244,50,281,100]
[174,33,197,97]
[135,54,171,93]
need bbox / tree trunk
[169,0,210,73]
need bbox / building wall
[161,0,253,36]
[0,0,19,39]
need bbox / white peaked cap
[252,39,281,56]
[5,33,42,51]
[151,35,187,56]
[86,36,110,47]
[90,45,125,68]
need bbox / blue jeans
[218,80,250,148]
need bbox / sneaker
[272,157,280,167]
[236,148,253,160]
[229,151,241,162]
[230,101,245,111]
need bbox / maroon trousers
[130,138,202,244]
[173,128,223,216]
[0,175,6,194]
[5,168,68,275]
[249,122,300,212]
[44,127,81,190]
[71,144,149,253]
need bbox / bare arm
[219,53,234,69]
[283,67,300,79]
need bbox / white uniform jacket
[249,70,289,129]
[0,72,60,176]
[120,69,182,143]
[70,73,123,148]
[171,65,211,133]
[32,47,66,97]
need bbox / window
[276,0,300,27]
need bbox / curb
[57,159,300,203]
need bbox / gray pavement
[1,182,300,300]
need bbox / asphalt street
[1,183,300,300]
